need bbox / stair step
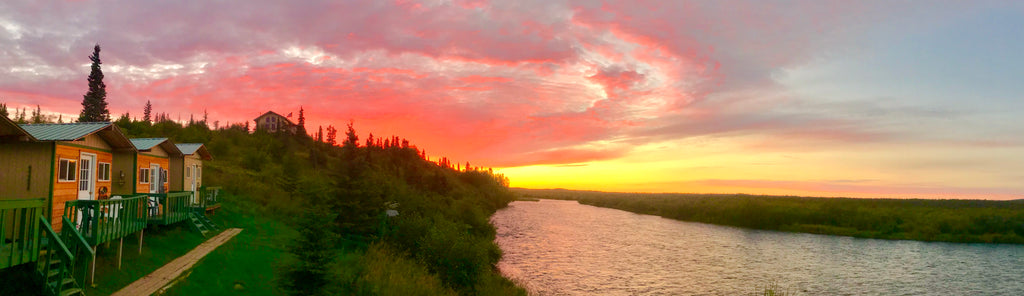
[59,287,83,296]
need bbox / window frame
[58,158,77,182]
[97,162,111,181]
[139,168,150,184]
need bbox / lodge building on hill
[254,111,297,133]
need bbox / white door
[78,153,96,200]
[150,164,160,193]
[190,164,199,202]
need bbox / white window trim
[139,168,150,184]
[97,162,111,181]
[58,158,77,183]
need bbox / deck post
[138,229,144,254]
[118,237,124,270]
[91,246,97,286]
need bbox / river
[491,199,1024,295]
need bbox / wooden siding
[111,151,136,195]
[52,143,113,232]
[169,155,184,192]
[144,144,169,157]
[0,142,52,200]
[71,133,113,150]
[136,154,170,194]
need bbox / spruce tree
[143,100,152,123]
[79,44,110,122]
[0,103,7,118]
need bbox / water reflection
[491,199,1024,295]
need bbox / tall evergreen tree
[30,105,43,123]
[143,100,152,123]
[317,126,323,142]
[342,121,358,148]
[325,125,337,146]
[297,106,307,136]
[0,103,8,118]
[15,107,26,123]
[79,44,110,122]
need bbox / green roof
[130,138,168,150]
[131,138,184,156]
[18,122,135,151]
[20,122,111,141]
[176,143,212,160]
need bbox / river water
[491,199,1024,295]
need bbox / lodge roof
[254,111,295,126]
[20,122,135,151]
[130,137,184,157]
[176,143,212,160]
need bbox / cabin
[170,143,212,202]
[2,122,137,231]
[254,111,297,133]
[129,138,183,195]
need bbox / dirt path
[110,228,243,296]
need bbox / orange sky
[1,1,1022,199]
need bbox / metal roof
[130,138,183,157]
[130,138,168,150]
[20,122,111,141]
[176,143,212,160]
[1,116,36,141]
[18,122,136,151]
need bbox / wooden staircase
[187,211,219,237]
[37,217,92,296]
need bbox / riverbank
[515,188,1024,244]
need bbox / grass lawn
[84,221,209,295]
[161,197,296,296]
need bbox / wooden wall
[52,142,113,231]
[0,142,53,200]
[136,154,170,194]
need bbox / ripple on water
[491,199,1024,295]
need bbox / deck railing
[200,186,222,209]
[38,216,76,296]
[63,195,148,246]
[58,216,93,289]
[0,198,44,269]
[147,191,193,225]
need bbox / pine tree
[15,107,26,123]
[79,44,110,122]
[342,121,358,148]
[202,109,208,124]
[0,103,7,118]
[30,105,43,123]
[143,100,152,123]
[297,106,305,129]
[316,126,324,142]
[325,125,337,146]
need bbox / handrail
[201,186,222,208]
[38,215,74,296]
[147,191,193,225]
[0,198,44,269]
[64,195,148,246]
[61,217,95,259]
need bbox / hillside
[115,118,525,295]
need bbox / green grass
[84,222,208,295]
[161,196,295,296]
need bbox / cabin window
[196,167,201,179]
[186,166,191,178]
[139,168,150,184]
[58,158,77,182]
[161,169,168,184]
[97,162,111,181]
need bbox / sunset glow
[1,1,1022,199]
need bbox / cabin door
[77,153,96,200]
[150,164,161,193]
[190,164,199,201]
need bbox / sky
[1,1,1022,199]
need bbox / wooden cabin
[129,138,183,194]
[170,143,212,202]
[2,122,136,231]
[254,111,297,133]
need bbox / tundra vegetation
[519,188,1024,244]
